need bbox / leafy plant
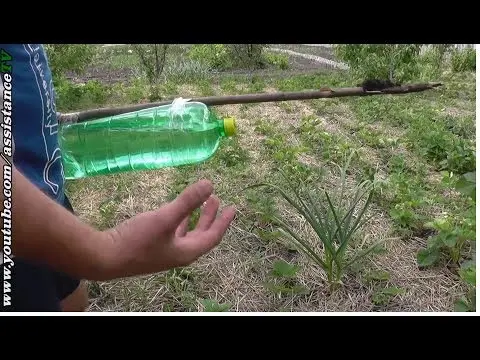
[246,151,383,289]
[417,129,452,164]
[455,171,476,200]
[55,79,111,111]
[417,214,475,267]
[270,259,300,278]
[385,171,427,233]
[364,270,391,283]
[418,168,476,268]
[440,138,476,175]
[372,286,405,306]
[200,299,231,312]
[408,124,475,175]
[264,260,309,296]
[187,44,268,71]
[454,260,476,312]
[389,201,424,231]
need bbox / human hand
[99,180,235,280]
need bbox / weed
[454,171,476,200]
[454,260,476,312]
[364,270,391,283]
[244,191,278,229]
[297,115,353,163]
[277,102,295,113]
[417,213,475,267]
[442,114,475,140]
[162,267,198,311]
[254,119,276,136]
[98,199,120,229]
[385,171,427,233]
[263,260,309,297]
[261,128,314,183]
[160,81,179,96]
[213,137,250,168]
[248,76,266,93]
[372,286,405,306]
[201,299,232,312]
[417,170,475,268]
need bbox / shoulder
[0,44,53,101]
[1,44,50,70]
[1,44,64,200]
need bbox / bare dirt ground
[65,45,337,85]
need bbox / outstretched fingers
[164,180,213,227]
[206,205,236,239]
[179,206,236,261]
[175,217,189,237]
[175,195,219,238]
[196,195,220,231]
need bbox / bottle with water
[58,98,237,180]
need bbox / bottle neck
[209,111,235,138]
[218,119,227,137]
[209,113,227,137]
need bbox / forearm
[5,158,109,280]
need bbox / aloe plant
[246,151,383,288]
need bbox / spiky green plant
[246,151,384,289]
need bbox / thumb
[163,180,213,226]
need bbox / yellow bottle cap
[223,117,236,137]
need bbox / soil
[65,66,136,85]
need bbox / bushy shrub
[44,44,97,82]
[226,44,267,69]
[55,79,109,111]
[264,51,289,70]
[188,44,232,70]
[451,47,476,72]
[333,44,423,83]
[188,44,269,70]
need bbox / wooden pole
[58,82,442,124]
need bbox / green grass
[60,48,475,312]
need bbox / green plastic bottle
[58,98,237,180]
